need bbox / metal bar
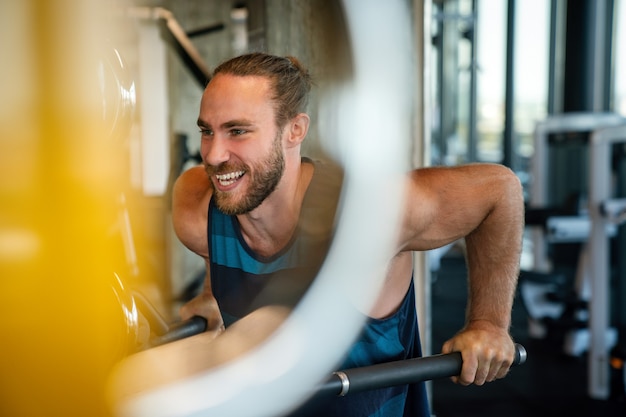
[587,124,626,399]
[149,316,208,348]
[503,0,516,168]
[157,15,211,88]
[130,7,212,88]
[186,23,225,38]
[467,0,477,163]
[317,343,526,397]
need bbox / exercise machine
[521,112,626,399]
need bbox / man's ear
[286,113,310,147]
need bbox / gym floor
[430,252,625,417]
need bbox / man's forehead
[199,74,276,126]
[206,73,272,94]
[202,74,274,108]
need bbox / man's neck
[237,158,314,257]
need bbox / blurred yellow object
[0,2,132,416]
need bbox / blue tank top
[207,161,429,417]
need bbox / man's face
[198,74,286,215]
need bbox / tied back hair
[212,53,312,129]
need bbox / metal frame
[529,112,626,271]
[530,112,626,399]
[587,123,626,399]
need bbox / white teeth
[215,171,244,186]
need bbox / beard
[207,131,285,215]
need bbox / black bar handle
[149,316,208,348]
[318,343,527,397]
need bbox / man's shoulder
[306,157,343,195]
[174,165,213,202]
[172,166,212,255]
[172,166,212,225]
[298,157,344,240]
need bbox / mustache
[204,162,247,176]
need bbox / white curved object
[118,1,413,416]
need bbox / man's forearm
[463,172,523,329]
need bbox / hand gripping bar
[318,343,527,397]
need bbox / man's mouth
[215,170,245,187]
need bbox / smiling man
[172,53,524,417]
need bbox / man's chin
[215,198,241,216]
[214,194,252,216]
[214,184,274,216]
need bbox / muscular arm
[172,166,212,257]
[172,166,224,331]
[401,163,524,385]
[462,166,522,332]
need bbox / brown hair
[211,53,312,128]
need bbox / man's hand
[179,292,225,333]
[441,320,515,386]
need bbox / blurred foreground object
[0,2,132,416]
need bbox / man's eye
[199,129,213,136]
[230,129,247,136]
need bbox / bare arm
[401,164,522,252]
[172,166,224,332]
[402,163,524,385]
[171,166,212,257]
[179,262,225,332]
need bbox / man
[173,53,524,416]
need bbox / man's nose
[202,136,230,167]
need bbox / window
[431,0,550,185]
[613,0,626,116]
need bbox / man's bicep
[400,167,488,251]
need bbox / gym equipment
[134,314,527,393]
[529,112,626,272]
[98,43,136,143]
[130,290,209,349]
[586,123,626,399]
[111,267,210,352]
[110,314,526,412]
[129,314,527,397]
[318,343,527,398]
[523,112,626,399]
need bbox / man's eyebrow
[196,118,256,129]
[222,119,255,128]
